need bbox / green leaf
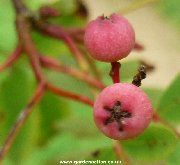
[0,65,40,162]
[86,147,116,162]
[32,31,72,58]
[24,0,48,11]
[23,133,112,165]
[120,60,140,81]
[39,91,69,144]
[47,71,94,98]
[158,0,180,27]
[167,142,180,165]
[0,0,17,52]
[122,123,178,161]
[97,60,140,85]
[157,74,180,124]
[0,66,31,138]
[143,88,163,108]
[57,100,99,137]
[52,0,78,15]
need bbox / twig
[47,83,94,106]
[40,55,105,89]
[79,46,102,80]
[0,82,46,162]
[16,15,45,82]
[109,62,121,83]
[33,21,89,71]
[113,141,131,165]
[39,6,60,18]
[66,27,84,43]
[0,44,23,72]
[134,42,144,51]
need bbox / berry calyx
[93,83,152,140]
[84,13,135,62]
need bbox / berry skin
[84,13,135,62]
[93,83,152,140]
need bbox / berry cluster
[84,13,153,140]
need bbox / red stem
[134,42,144,51]
[40,55,105,89]
[0,44,23,71]
[47,83,94,106]
[16,16,45,82]
[34,21,88,70]
[109,62,121,83]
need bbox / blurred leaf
[47,71,94,98]
[122,123,178,161]
[0,65,40,162]
[158,0,180,27]
[52,0,78,15]
[97,60,140,85]
[0,66,31,138]
[0,0,17,52]
[57,100,99,137]
[23,133,112,165]
[32,31,72,58]
[39,92,69,144]
[120,60,140,81]
[53,15,86,27]
[25,0,48,11]
[143,88,163,108]
[2,158,14,165]
[157,74,180,125]
[167,142,180,165]
[86,147,116,162]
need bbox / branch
[40,55,105,89]
[0,44,23,72]
[79,47,102,80]
[12,0,27,14]
[0,82,46,162]
[16,15,45,82]
[134,42,144,51]
[47,83,94,106]
[34,21,89,71]
[113,141,131,165]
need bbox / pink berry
[84,13,135,62]
[93,83,152,140]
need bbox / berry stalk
[109,62,121,83]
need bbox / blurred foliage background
[0,0,179,164]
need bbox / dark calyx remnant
[104,16,109,19]
[132,65,146,87]
[104,101,131,131]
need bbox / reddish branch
[109,62,121,83]
[134,42,144,51]
[0,0,97,163]
[0,0,177,164]
[47,83,94,106]
[16,15,45,82]
[40,55,105,89]
[113,141,131,165]
[39,6,60,18]
[34,21,89,71]
[0,44,23,71]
